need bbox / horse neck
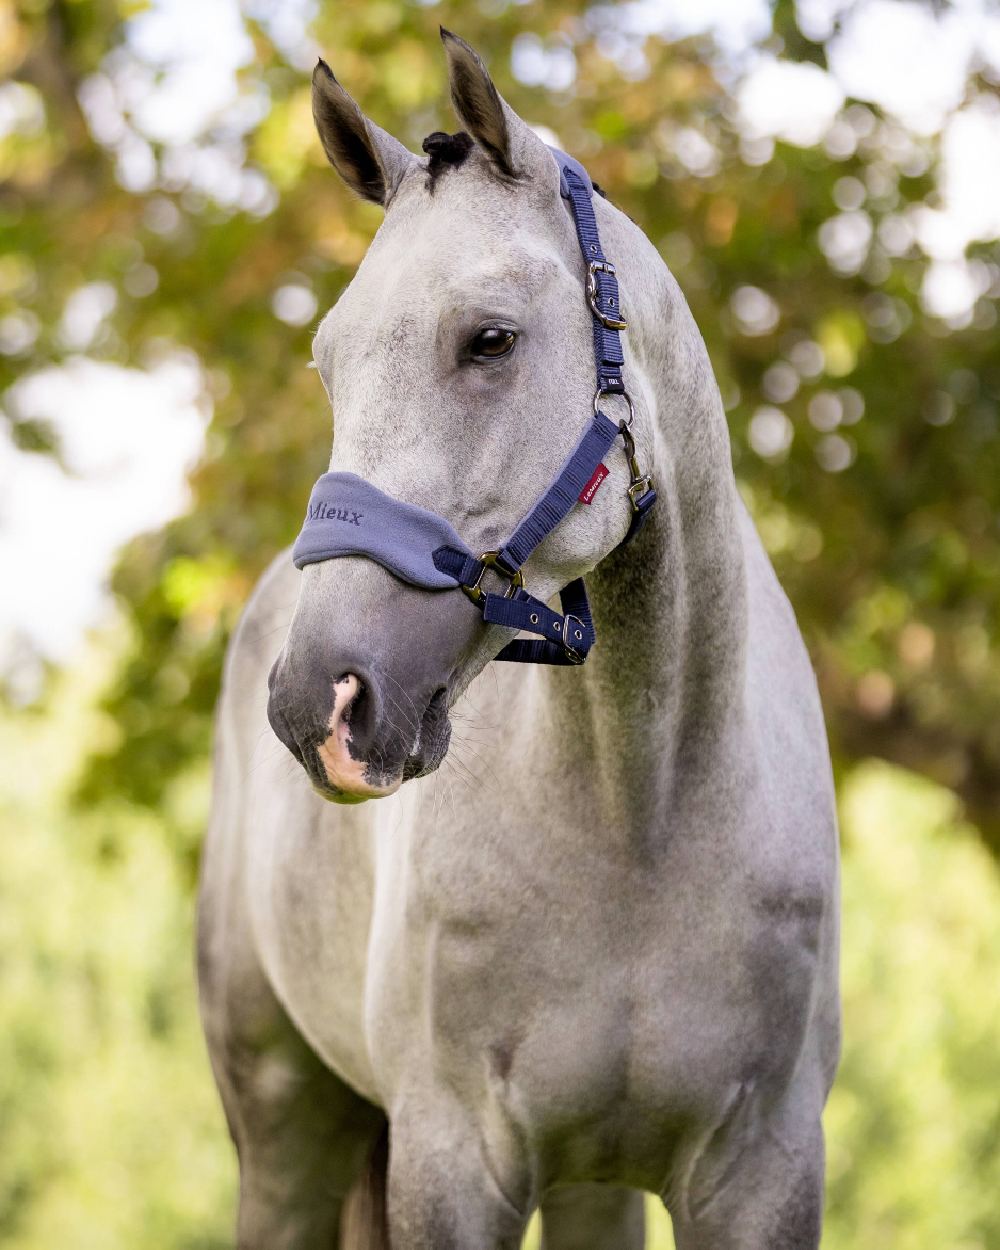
[542,259,749,829]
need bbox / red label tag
[578,463,610,504]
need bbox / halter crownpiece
[292,148,657,666]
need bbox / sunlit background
[1,1,999,1247]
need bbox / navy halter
[292,148,656,666]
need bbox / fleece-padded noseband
[292,147,656,666]
[293,473,474,591]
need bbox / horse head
[267,32,644,802]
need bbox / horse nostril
[330,673,377,756]
[334,674,359,715]
[311,671,401,800]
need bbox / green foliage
[824,763,1000,1250]
[0,653,235,1248]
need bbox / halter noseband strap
[292,148,656,667]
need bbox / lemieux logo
[307,502,363,526]
[578,462,609,505]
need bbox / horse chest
[363,840,791,1180]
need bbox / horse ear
[312,59,414,205]
[440,28,547,182]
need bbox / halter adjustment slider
[460,550,524,608]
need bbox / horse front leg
[540,1184,646,1249]
[199,898,385,1249]
[386,1101,529,1250]
[667,1092,825,1250]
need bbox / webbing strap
[562,168,626,396]
[624,484,658,544]
[433,150,650,664]
[491,578,595,665]
[495,409,619,575]
[431,545,482,586]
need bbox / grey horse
[198,31,840,1250]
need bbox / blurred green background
[1,0,999,1246]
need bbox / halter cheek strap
[292,148,656,667]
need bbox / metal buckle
[561,614,587,664]
[586,261,629,331]
[460,550,524,608]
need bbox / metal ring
[593,386,635,428]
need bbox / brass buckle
[627,476,654,510]
[586,261,629,331]
[460,550,524,608]
[620,423,654,513]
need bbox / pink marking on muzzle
[317,675,401,802]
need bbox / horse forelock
[421,130,474,190]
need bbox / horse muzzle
[265,560,466,802]
[267,659,452,803]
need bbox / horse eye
[469,327,516,359]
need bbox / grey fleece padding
[292,471,473,589]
